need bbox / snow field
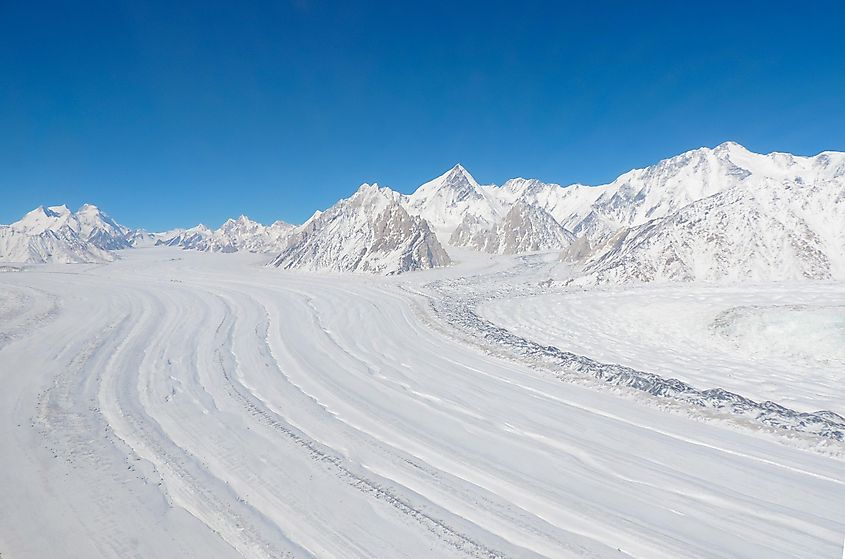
[0,249,843,558]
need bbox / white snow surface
[0,248,843,558]
[480,281,845,415]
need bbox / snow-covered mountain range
[576,143,845,283]
[270,184,449,274]
[400,142,845,282]
[581,175,845,284]
[3,142,843,279]
[156,216,293,253]
[0,204,129,263]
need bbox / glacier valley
[1,142,844,558]
[0,248,843,558]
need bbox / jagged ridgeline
[2,142,843,279]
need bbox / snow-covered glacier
[0,248,843,558]
[3,142,845,558]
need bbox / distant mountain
[0,204,129,263]
[156,224,213,250]
[7,142,844,280]
[554,142,845,243]
[156,216,293,253]
[450,202,575,254]
[404,166,582,256]
[497,178,602,235]
[270,183,449,274]
[404,164,503,239]
[125,229,162,248]
[412,144,845,284]
[581,174,845,284]
[73,203,133,250]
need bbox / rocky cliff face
[450,202,575,254]
[270,184,450,274]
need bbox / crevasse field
[1,248,843,559]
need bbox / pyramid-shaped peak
[414,163,481,199]
[234,215,258,225]
[442,163,478,186]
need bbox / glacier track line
[0,248,843,559]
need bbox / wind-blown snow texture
[1,248,843,559]
[479,281,845,415]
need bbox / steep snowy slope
[156,216,293,253]
[458,143,845,251]
[498,178,604,231]
[405,144,837,254]
[404,164,503,238]
[567,142,845,242]
[271,183,449,274]
[73,203,133,249]
[0,205,123,263]
[450,202,575,254]
[583,177,845,284]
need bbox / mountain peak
[713,141,750,155]
[46,204,71,216]
[414,163,481,200]
[442,163,478,187]
[348,183,403,212]
[13,204,72,233]
[222,215,257,228]
[355,182,380,193]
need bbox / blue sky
[2,1,844,230]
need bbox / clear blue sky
[2,1,844,230]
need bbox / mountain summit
[271,184,449,274]
[1,204,129,263]
[405,164,503,237]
